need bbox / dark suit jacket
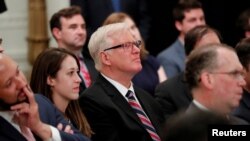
[155,72,192,120]
[233,89,250,124]
[186,102,248,125]
[85,56,98,81]
[0,116,28,141]
[79,74,165,141]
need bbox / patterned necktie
[78,57,92,87]
[126,90,161,141]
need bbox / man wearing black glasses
[79,23,165,141]
[184,43,247,124]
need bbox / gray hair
[185,43,235,89]
[88,22,129,71]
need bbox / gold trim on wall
[27,0,49,65]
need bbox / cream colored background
[0,0,69,78]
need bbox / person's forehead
[110,30,134,43]
[60,55,78,69]
[217,48,241,68]
[61,14,85,24]
[0,55,17,83]
[0,55,16,70]
[184,8,204,18]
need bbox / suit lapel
[84,57,98,81]
[0,116,27,141]
[97,75,145,127]
[180,72,192,101]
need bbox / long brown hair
[30,48,93,137]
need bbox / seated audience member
[233,38,250,123]
[0,53,89,141]
[50,6,98,93]
[237,9,250,38]
[164,110,230,141]
[157,0,206,78]
[79,23,165,141]
[30,48,93,137]
[155,25,221,120]
[103,12,167,95]
[185,43,247,124]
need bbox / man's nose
[16,76,27,89]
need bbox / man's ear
[47,76,55,86]
[175,21,183,32]
[100,52,111,66]
[200,72,213,89]
[52,27,61,40]
[245,31,250,38]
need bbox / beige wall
[0,0,69,78]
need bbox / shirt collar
[193,100,209,111]
[101,73,134,98]
[0,111,16,123]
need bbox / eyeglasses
[103,40,142,52]
[210,70,244,80]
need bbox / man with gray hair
[79,23,165,141]
[185,43,247,124]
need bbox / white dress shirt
[0,111,61,141]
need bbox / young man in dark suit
[155,25,221,120]
[50,6,98,93]
[79,23,165,141]
[157,0,206,78]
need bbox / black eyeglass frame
[103,40,142,51]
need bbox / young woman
[30,48,92,137]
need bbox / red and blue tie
[126,90,161,141]
[78,57,91,87]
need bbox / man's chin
[0,100,12,111]
[16,97,29,105]
[0,98,28,111]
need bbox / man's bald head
[0,53,28,110]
